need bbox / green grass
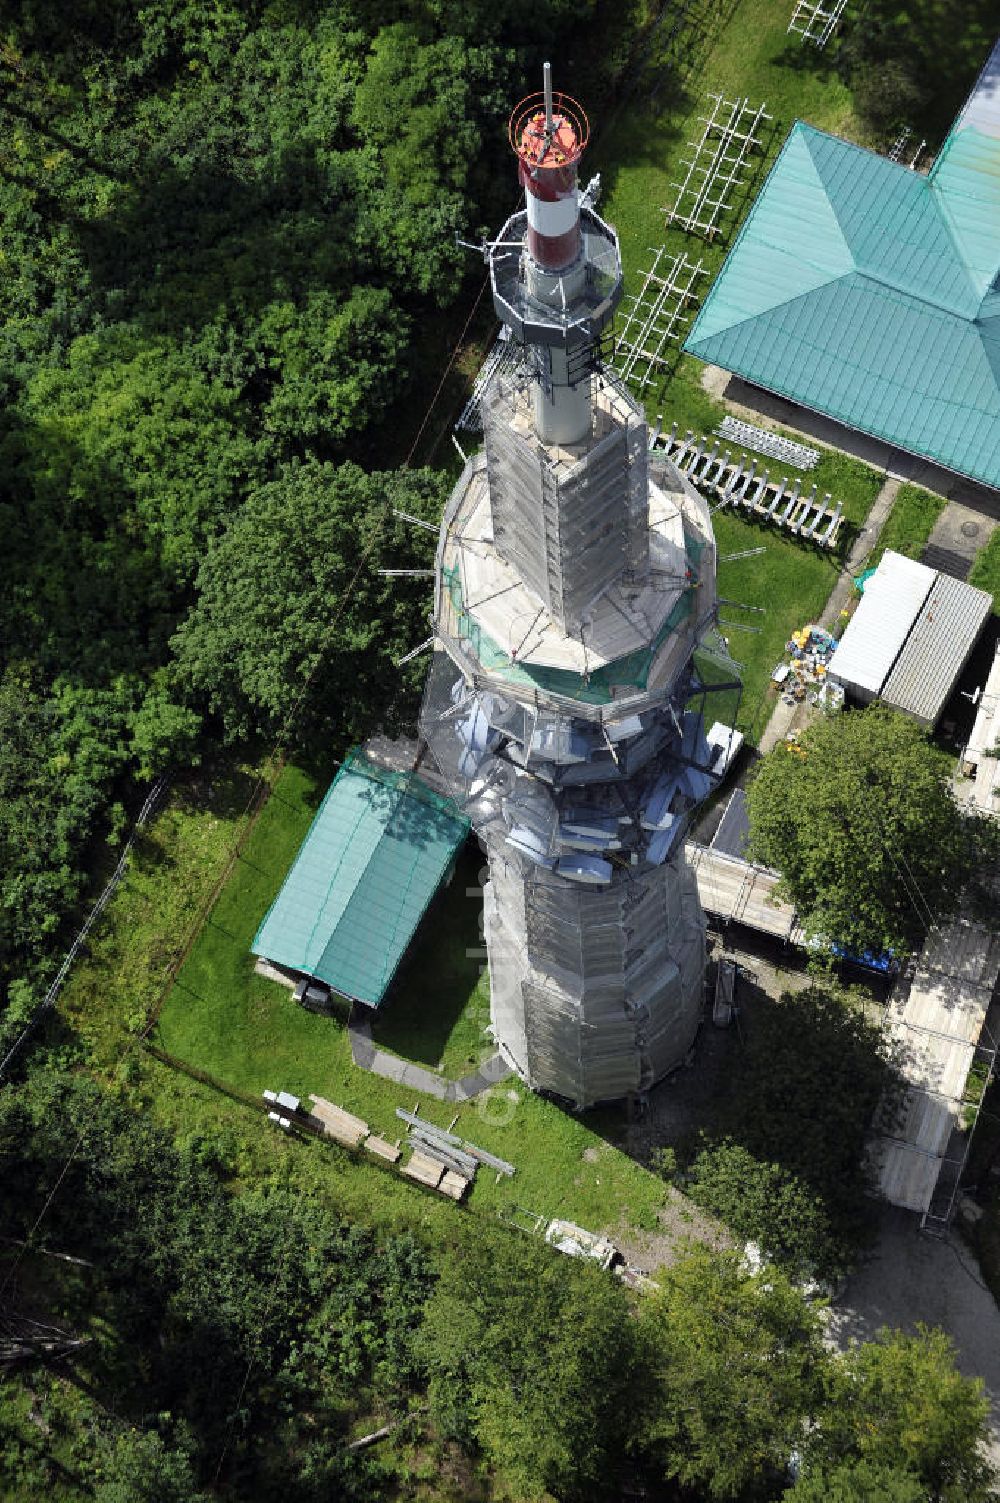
[77,764,670,1241]
[867,483,946,571]
[371,844,493,1078]
[714,509,840,740]
[970,529,1000,614]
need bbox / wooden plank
[364,1135,402,1164]
[309,1096,369,1147]
[439,1170,471,1201]
[402,1150,445,1189]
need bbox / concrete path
[818,476,902,629]
[348,1009,510,1102]
[922,501,998,582]
[827,1206,1000,1458]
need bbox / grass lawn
[867,483,947,571]
[66,762,670,1242]
[714,509,841,739]
[371,843,492,1077]
[970,529,1000,614]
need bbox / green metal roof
[252,750,468,1007]
[685,101,1000,490]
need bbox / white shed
[829,550,991,727]
[828,552,933,703]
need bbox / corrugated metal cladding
[252,750,468,1007]
[685,43,1000,489]
[828,552,933,697]
[882,572,993,725]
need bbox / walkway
[922,501,998,582]
[867,918,1000,1221]
[827,1206,1000,1462]
[687,842,802,942]
[754,476,901,756]
[348,1008,511,1103]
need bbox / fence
[0,777,169,1080]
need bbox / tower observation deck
[419,67,738,1107]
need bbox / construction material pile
[772,623,843,711]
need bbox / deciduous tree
[746,705,985,956]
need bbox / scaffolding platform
[654,424,845,549]
[665,93,771,239]
[787,0,848,47]
[455,333,526,434]
[716,415,819,471]
[613,247,706,387]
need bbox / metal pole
[543,61,553,129]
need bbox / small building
[252,749,469,1009]
[828,550,991,728]
[960,642,1000,817]
[684,39,1000,492]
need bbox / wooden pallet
[439,1170,472,1201]
[364,1134,402,1164]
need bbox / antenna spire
[543,60,554,130]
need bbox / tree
[837,1,997,144]
[684,1140,839,1282]
[418,1223,635,1500]
[92,1425,210,1503]
[746,705,985,956]
[635,1246,828,1499]
[170,460,445,746]
[783,1458,927,1502]
[805,1326,997,1502]
[715,984,898,1261]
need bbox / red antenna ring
[508,90,590,170]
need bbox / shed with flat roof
[252,749,469,1008]
[828,550,991,727]
[881,572,992,725]
[828,552,933,702]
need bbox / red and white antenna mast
[488,63,618,446]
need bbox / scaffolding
[716,415,818,471]
[665,94,771,239]
[613,248,705,387]
[786,0,848,47]
[655,424,845,549]
[455,333,526,433]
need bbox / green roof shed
[252,750,469,1007]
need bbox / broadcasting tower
[420,67,733,1108]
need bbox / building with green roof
[252,750,469,1008]
[684,40,1000,491]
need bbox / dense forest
[2,1073,995,1502]
[0,0,644,1006]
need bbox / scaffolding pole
[665,94,771,239]
[787,0,848,47]
[613,249,705,387]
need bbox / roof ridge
[800,123,982,317]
